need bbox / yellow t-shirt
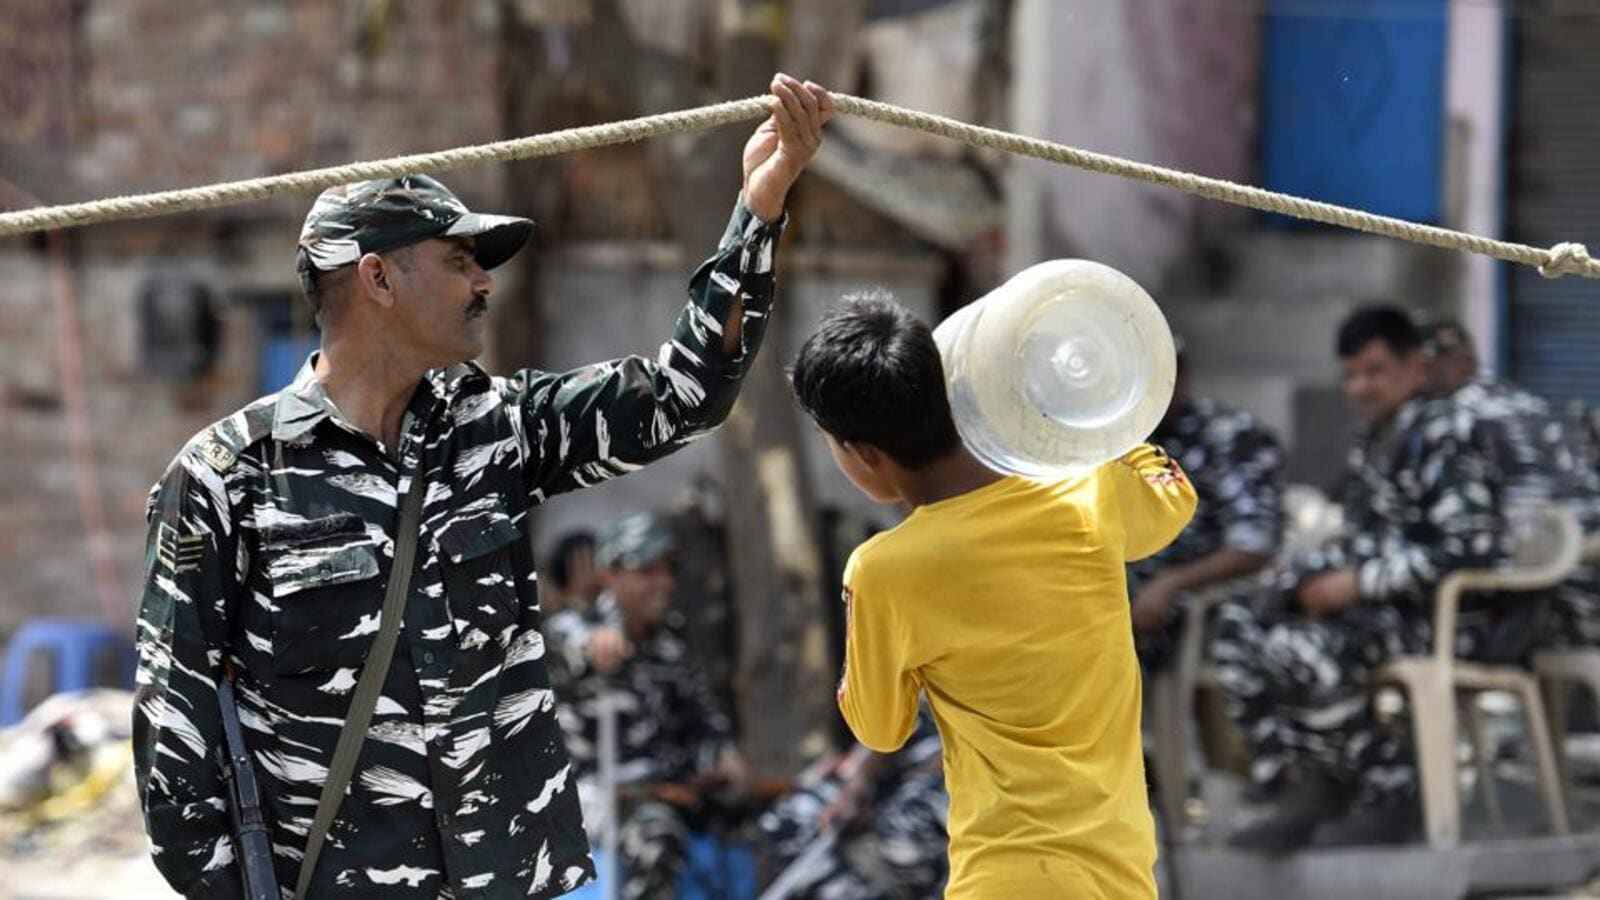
[837,444,1197,899]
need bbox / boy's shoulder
[845,522,904,572]
[843,517,928,589]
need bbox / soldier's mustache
[465,295,489,318]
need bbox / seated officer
[1213,306,1511,851]
[1422,320,1600,646]
[549,512,749,900]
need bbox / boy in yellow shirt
[789,296,1197,898]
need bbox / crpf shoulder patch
[199,431,238,473]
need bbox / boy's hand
[743,74,834,223]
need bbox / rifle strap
[293,460,428,900]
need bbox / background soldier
[1129,349,1284,670]
[1423,320,1600,647]
[1213,306,1510,852]
[550,513,750,900]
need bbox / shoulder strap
[294,463,429,900]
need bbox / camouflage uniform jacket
[1129,396,1284,587]
[133,200,784,899]
[1451,379,1600,643]
[548,594,735,788]
[1283,395,1508,641]
[1450,379,1600,528]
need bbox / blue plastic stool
[0,619,134,725]
[681,834,756,899]
[566,835,756,899]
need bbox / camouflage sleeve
[1353,429,1504,609]
[132,448,245,897]
[1214,421,1285,556]
[500,198,785,502]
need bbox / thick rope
[1,93,1595,281]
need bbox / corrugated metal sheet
[1508,4,1600,406]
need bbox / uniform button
[423,651,436,665]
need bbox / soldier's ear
[356,253,396,308]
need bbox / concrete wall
[0,0,512,634]
[1445,0,1507,374]
[1006,0,1261,292]
[0,235,269,633]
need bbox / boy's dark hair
[1336,305,1422,359]
[790,291,962,469]
[546,530,596,590]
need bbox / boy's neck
[897,447,1005,508]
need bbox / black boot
[1226,771,1350,853]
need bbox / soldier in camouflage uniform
[1214,306,1511,851]
[758,708,948,899]
[548,513,749,900]
[132,76,833,899]
[1129,351,1284,670]
[1423,320,1600,647]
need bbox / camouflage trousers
[759,765,948,899]
[617,800,688,900]
[1211,597,1430,809]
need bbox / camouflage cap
[595,512,675,570]
[295,174,532,296]
[1421,319,1471,358]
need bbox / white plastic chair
[1371,505,1583,847]
[1147,585,1230,832]
[1530,531,1600,820]
[1147,484,1343,834]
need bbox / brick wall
[0,0,510,634]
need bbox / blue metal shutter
[1508,5,1600,406]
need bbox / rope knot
[1539,242,1594,279]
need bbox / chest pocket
[261,514,382,675]
[436,512,523,652]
